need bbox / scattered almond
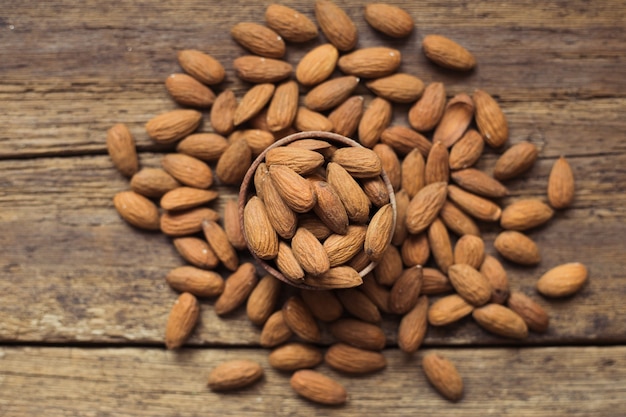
[208,360,263,391]
[536,262,588,297]
[548,156,575,209]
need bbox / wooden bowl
[238,131,397,290]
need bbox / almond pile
[106,0,587,406]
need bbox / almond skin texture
[358,97,393,148]
[374,244,403,286]
[260,310,293,348]
[365,73,425,104]
[336,288,381,323]
[494,230,541,266]
[224,198,248,250]
[166,266,224,298]
[548,156,575,209]
[450,168,509,198]
[164,292,200,349]
[364,3,414,38]
[409,82,447,132]
[231,22,285,58]
[428,294,474,326]
[234,83,276,126]
[428,218,454,273]
[536,262,588,298]
[207,360,263,391]
[259,176,298,240]
[113,191,160,230]
[290,370,348,405]
[173,237,220,269]
[422,268,454,295]
[494,141,539,180]
[480,255,510,304]
[243,196,279,261]
[422,353,464,402]
[160,207,219,236]
[202,220,239,271]
[405,181,448,234]
[161,153,213,189]
[291,227,331,276]
[160,187,218,212]
[500,199,554,231]
[328,95,364,137]
[305,76,360,111]
[106,123,138,177]
[282,296,321,342]
[269,343,323,371]
[390,266,424,315]
[373,143,401,191]
[165,73,215,108]
[214,263,258,316]
[210,89,237,135]
[449,129,485,170]
[130,168,180,198]
[267,80,299,132]
[295,107,334,132]
[327,162,371,223]
[364,203,395,263]
[276,241,306,282]
[329,318,386,351]
[233,55,292,83]
[439,200,481,237]
[398,295,429,353]
[268,164,317,213]
[473,89,509,148]
[391,189,410,246]
[401,232,430,267]
[422,34,476,71]
[331,146,382,178]
[448,264,493,306]
[312,180,350,235]
[177,49,225,85]
[473,303,529,339]
[177,133,229,162]
[265,4,318,43]
[325,343,387,374]
[315,0,358,51]
[454,234,485,269]
[304,266,363,289]
[296,43,339,86]
[300,289,344,322]
[381,125,432,157]
[401,149,426,199]
[433,93,474,148]
[447,184,502,222]
[507,291,549,333]
[361,176,390,207]
[145,109,202,144]
[338,47,402,78]
[425,141,450,185]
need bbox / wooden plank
[0,153,623,345]
[0,345,624,416]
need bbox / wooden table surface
[1,0,625,415]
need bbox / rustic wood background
[1,0,625,415]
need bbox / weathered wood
[0,153,623,345]
[0,346,624,416]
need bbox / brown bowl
[238,131,397,290]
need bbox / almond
[214,263,258,316]
[231,22,285,58]
[360,273,392,313]
[290,370,347,405]
[493,230,541,266]
[325,343,387,374]
[246,274,281,326]
[338,47,401,78]
[422,267,454,295]
[422,34,476,71]
[304,75,360,111]
[473,303,528,339]
[269,343,323,371]
[422,353,464,402]
[494,141,539,180]
[329,318,386,351]
[500,199,554,231]
[507,291,549,333]
[398,295,429,353]
[145,109,202,144]
[473,89,509,148]
[260,310,293,348]
[373,143,401,191]
[268,164,317,213]
[326,162,371,223]
[165,73,215,107]
[401,232,430,267]
[439,199,480,237]
[450,168,508,198]
[216,138,253,185]
[166,266,224,298]
[548,156,575,209]
[361,176,390,207]
[536,262,588,297]
[448,129,484,170]
[447,184,501,222]
[177,49,225,85]
[172,237,220,269]
[428,294,474,326]
[276,241,306,282]
[336,288,381,323]
[448,263,493,306]
[315,0,358,51]
[328,95,364,137]
[381,125,432,156]
[259,175,298,239]
[408,82,447,132]
[364,203,395,263]
[210,89,237,135]
[453,234,485,269]
[405,181,448,234]
[391,189,410,246]
[266,147,325,176]
[176,133,229,162]
[312,180,350,235]
[291,227,331,276]
[243,196,279,260]
[202,220,239,271]
[390,266,424,315]
[113,190,160,230]
[480,255,510,304]
[424,141,450,185]
[160,187,218,211]
[433,93,474,147]
[358,97,392,148]
[160,207,219,236]
[294,107,334,132]
[373,244,403,286]
[265,4,318,43]
[348,250,372,273]
[295,43,339,86]
[164,292,199,349]
[266,80,299,132]
[303,265,363,289]
[233,55,293,83]
[365,73,424,104]
[300,289,344,322]
[130,168,180,198]
[298,214,332,240]
[428,218,454,273]
[207,360,263,391]
[106,123,138,177]
[161,153,213,189]
[283,295,321,342]
[223,198,247,250]
[401,149,426,199]
[233,83,276,126]
[364,3,414,38]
